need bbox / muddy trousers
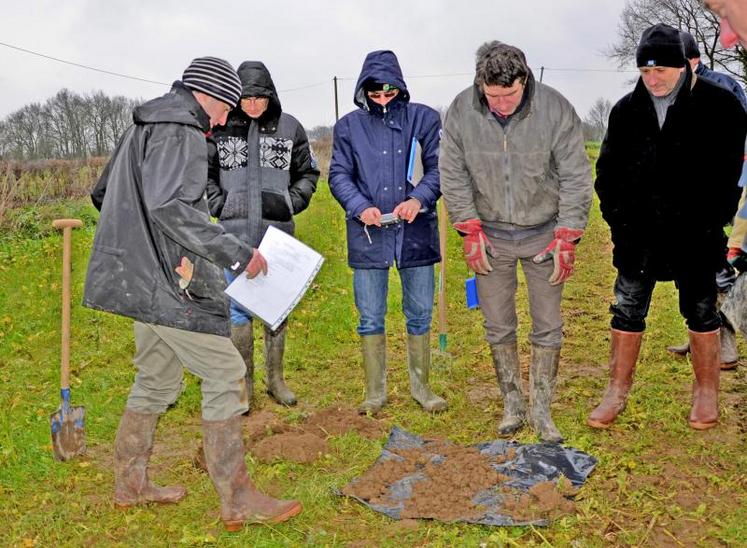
[126,322,249,421]
[476,230,564,347]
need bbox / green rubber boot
[264,323,297,406]
[490,342,526,435]
[529,344,563,443]
[358,334,387,414]
[407,333,447,412]
[230,322,254,411]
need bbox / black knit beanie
[636,24,686,68]
[680,31,701,59]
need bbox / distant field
[1,145,745,546]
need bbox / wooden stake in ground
[50,218,86,461]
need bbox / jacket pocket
[261,189,293,222]
[220,188,249,220]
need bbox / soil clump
[252,432,329,464]
[303,406,387,439]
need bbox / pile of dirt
[245,409,290,442]
[342,439,576,523]
[245,406,385,464]
[303,406,387,439]
[252,432,329,464]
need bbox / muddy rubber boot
[529,345,563,443]
[358,334,387,415]
[719,324,738,369]
[688,329,720,430]
[588,329,643,429]
[407,333,447,412]
[202,415,302,531]
[489,342,526,435]
[264,323,297,406]
[666,340,689,356]
[113,408,187,508]
[231,322,254,410]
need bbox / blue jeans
[224,270,252,326]
[353,265,435,336]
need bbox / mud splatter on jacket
[84,82,252,336]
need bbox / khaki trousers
[126,322,248,421]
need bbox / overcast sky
[0,0,637,128]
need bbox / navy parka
[329,50,442,269]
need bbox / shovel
[433,200,452,367]
[50,218,86,461]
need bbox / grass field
[1,148,746,546]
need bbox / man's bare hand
[246,248,268,278]
[360,207,382,226]
[392,198,422,223]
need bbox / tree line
[2,1,743,161]
[0,89,141,161]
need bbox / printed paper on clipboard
[407,137,424,185]
[224,226,324,331]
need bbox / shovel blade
[50,404,86,461]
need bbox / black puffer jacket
[209,61,320,247]
[84,82,253,336]
[595,69,746,280]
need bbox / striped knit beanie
[182,57,241,107]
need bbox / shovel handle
[54,219,83,390]
[437,200,448,338]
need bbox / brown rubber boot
[588,329,643,429]
[407,333,447,412]
[359,334,387,414]
[202,415,302,531]
[113,409,187,508]
[688,329,720,430]
[489,342,526,435]
[264,323,297,406]
[231,322,254,411]
[667,330,737,368]
[529,345,563,443]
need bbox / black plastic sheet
[341,426,597,527]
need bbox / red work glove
[727,247,747,272]
[453,218,495,275]
[533,227,584,285]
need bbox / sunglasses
[367,90,398,99]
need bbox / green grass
[1,170,746,546]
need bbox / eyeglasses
[242,96,269,104]
[367,90,398,100]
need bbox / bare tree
[608,0,747,85]
[0,90,140,160]
[583,98,613,142]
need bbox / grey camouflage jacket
[439,73,592,231]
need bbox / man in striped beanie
[84,56,302,531]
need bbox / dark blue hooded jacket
[329,50,441,269]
